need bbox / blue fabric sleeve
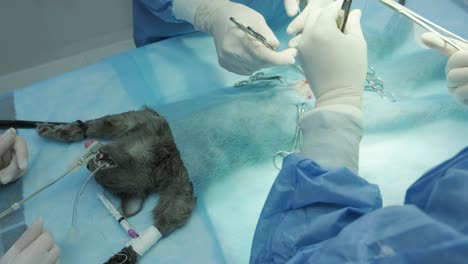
[132,0,290,46]
[405,147,468,235]
[251,147,468,264]
[250,154,382,264]
[292,205,468,264]
[133,0,195,46]
[137,0,182,23]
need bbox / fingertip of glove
[32,218,44,228]
[0,175,11,184]
[350,9,362,21]
[420,32,434,44]
[287,26,297,35]
[1,128,15,139]
[271,39,280,48]
[19,160,28,171]
[289,38,299,48]
[289,48,298,57]
[285,2,299,17]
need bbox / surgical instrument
[234,72,286,87]
[229,17,275,50]
[380,0,467,51]
[229,17,305,76]
[365,66,396,102]
[98,193,139,239]
[295,0,304,14]
[273,103,306,170]
[0,141,103,220]
[338,0,353,33]
[0,120,66,129]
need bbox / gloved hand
[0,219,60,264]
[173,0,297,75]
[421,32,468,106]
[297,0,367,109]
[0,128,28,185]
[284,0,303,18]
[284,0,334,47]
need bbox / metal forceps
[234,72,286,87]
[229,17,305,76]
[365,66,396,102]
[229,17,276,50]
[273,103,306,170]
[380,0,467,51]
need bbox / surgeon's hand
[421,32,468,106]
[0,219,60,264]
[298,0,367,108]
[284,0,333,47]
[0,128,28,185]
[191,0,297,75]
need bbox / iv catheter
[0,141,103,220]
[98,193,139,239]
[380,0,467,51]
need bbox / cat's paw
[121,196,145,217]
[37,122,84,141]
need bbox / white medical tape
[128,226,162,256]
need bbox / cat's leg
[103,181,195,263]
[121,195,146,217]
[104,246,139,264]
[36,108,164,141]
[153,180,196,236]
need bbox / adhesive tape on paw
[129,226,162,256]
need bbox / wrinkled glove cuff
[173,0,229,33]
[173,0,206,24]
[299,105,363,174]
[193,0,230,33]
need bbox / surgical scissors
[229,17,305,76]
[273,103,306,170]
[380,0,467,51]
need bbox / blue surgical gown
[250,147,468,263]
[133,0,289,47]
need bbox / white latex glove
[284,0,302,17]
[421,32,468,106]
[0,219,60,264]
[173,0,297,75]
[298,0,367,109]
[285,0,334,48]
[0,128,28,185]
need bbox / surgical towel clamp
[273,103,306,170]
[365,66,396,102]
[0,141,103,220]
[380,0,467,51]
[234,72,286,87]
[229,17,305,76]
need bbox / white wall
[0,0,133,76]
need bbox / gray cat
[36,107,196,263]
